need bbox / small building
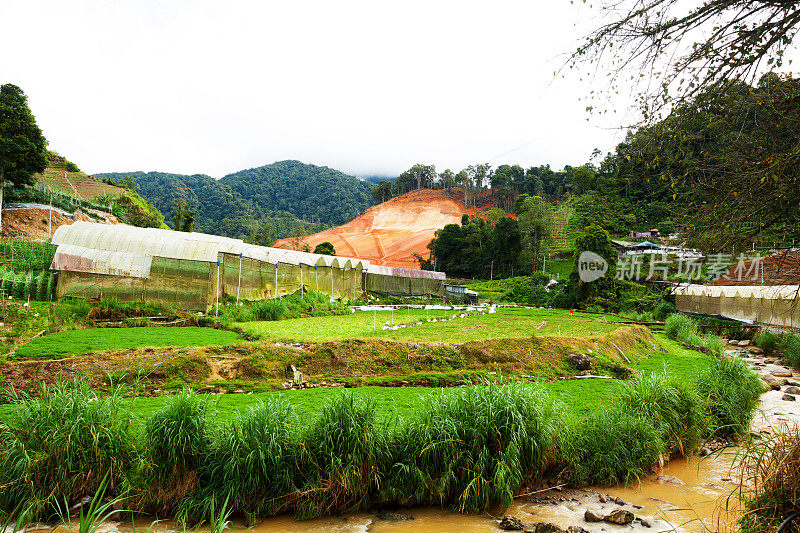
[444,284,478,304]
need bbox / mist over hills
[96,160,374,241]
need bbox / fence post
[236,253,242,305]
[215,260,221,317]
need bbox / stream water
[82,353,800,533]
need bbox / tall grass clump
[52,298,91,329]
[738,430,800,533]
[664,313,697,341]
[695,356,763,440]
[134,391,212,514]
[0,381,135,520]
[754,331,782,356]
[564,409,664,486]
[619,372,708,456]
[221,291,347,323]
[179,398,297,521]
[250,298,289,321]
[700,334,725,356]
[294,392,388,519]
[385,383,559,513]
[664,313,723,354]
[784,334,800,369]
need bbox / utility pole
[490,260,493,280]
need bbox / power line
[485,139,538,162]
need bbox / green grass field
[12,327,241,360]
[236,307,628,343]
[99,336,708,431]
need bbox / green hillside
[219,160,373,226]
[97,161,373,241]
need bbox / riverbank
[0,348,762,526]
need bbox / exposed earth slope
[274,188,496,268]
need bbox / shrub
[11,277,24,299]
[564,409,664,486]
[35,271,48,301]
[137,391,212,513]
[619,372,707,456]
[652,300,676,321]
[22,274,34,301]
[0,381,135,519]
[221,291,346,323]
[47,271,55,300]
[695,356,763,440]
[385,383,559,513]
[294,392,388,519]
[753,331,782,356]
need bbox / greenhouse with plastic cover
[49,222,444,311]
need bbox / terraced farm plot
[237,307,628,343]
[37,169,125,201]
[98,337,709,431]
[13,326,241,360]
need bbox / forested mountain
[96,160,372,242]
[96,171,251,231]
[219,160,372,226]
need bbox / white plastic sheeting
[674,283,800,327]
[52,222,370,269]
[52,222,223,263]
[52,244,152,278]
[366,265,445,279]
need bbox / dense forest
[371,163,584,210]
[97,160,371,242]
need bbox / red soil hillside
[273,188,501,269]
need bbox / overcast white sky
[1,1,625,178]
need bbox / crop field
[236,307,629,343]
[37,169,125,202]
[84,337,709,431]
[12,326,241,360]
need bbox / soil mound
[273,188,501,268]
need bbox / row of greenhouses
[50,222,445,311]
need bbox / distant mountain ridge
[96,160,373,240]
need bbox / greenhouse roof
[52,222,371,269]
[366,265,446,279]
[52,244,152,278]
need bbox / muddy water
[240,450,742,533]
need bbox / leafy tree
[0,84,48,231]
[518,196,555,273]
[371,180,393,204]
[290,225,308,251]
[439,168,456,189]
[597,74,800,249]
[313,241,336,256]
[572,164,597,195]
[252,221,275,247]
[564,225,620,309]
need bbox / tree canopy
[0,84,47,188]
